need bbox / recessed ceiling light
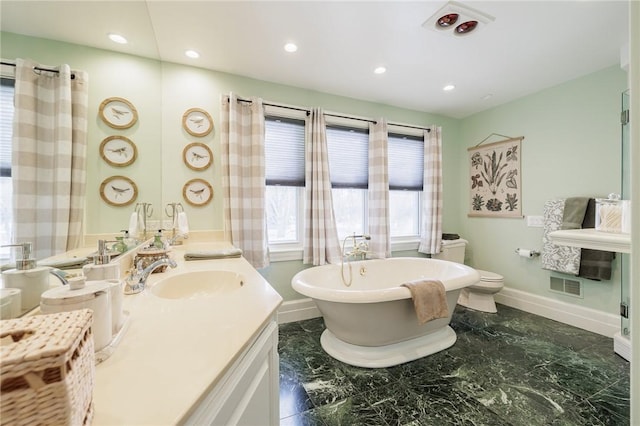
[185,50,200,59]
[108,33,128,44]
[284,43,298,53]
[374,66,386,74]
[443,84,456,91]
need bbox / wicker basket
[1,309,95,426]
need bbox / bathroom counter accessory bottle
[1,242,51,312]
[112,236,128,254]
[134,248,170,273]
[40,276,112,352]
[83,240,120,281]
[595,193,631,234]
[153,229,165,249]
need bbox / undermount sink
[150,270,244,300]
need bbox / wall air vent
[549,276,583,298]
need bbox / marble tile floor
[278,304,630,426]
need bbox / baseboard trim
[495,287,619,338]
[279,289,620,338]
[277,298,321,324]
[614,332,632,361]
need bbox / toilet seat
[458,269,504,313]
[476,269,503,282]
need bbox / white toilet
[433,238,504,313]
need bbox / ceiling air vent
[550,277,583,298]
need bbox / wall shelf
[548,229,631,253]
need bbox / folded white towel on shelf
[128,212,139,237]
[177,211,189,236]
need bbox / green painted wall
[458,66,627,314]
[1,32,627,315]
[1,32,459,234]
[1,32,163,236]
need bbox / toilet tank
[432,238,467,264]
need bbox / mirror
[0,3,164,315]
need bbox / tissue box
[595,198,631,234]
[0,309,95,426]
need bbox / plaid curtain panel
[368,119,391,258]
[220,93,268,268]
[419,126,443,255]
[303,108,341,265]
[12,59,88,259]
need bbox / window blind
[0,78,14,177]
[388,133,424,190]
[326,125,369,189]
[265,116,305,186]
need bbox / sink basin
[150,270,244,300]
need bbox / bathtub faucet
[343,233,371,261]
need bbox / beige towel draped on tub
[401,279,449,324]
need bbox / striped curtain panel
[367,119,391,258]
[12,59,88,259]
[303,108,341,265]
[418,126,443,255]
[220,93,269,268]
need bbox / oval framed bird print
[99,97,138,129]
[182,108,213,137]
[183,178,213,206]
[183,142,213,171]
[100,136,138,167]
[100,175,138,207]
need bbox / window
[326,125,368,239]
[0,77,14,260]
[263,107,427,259]
[388,133,424,238]
[264,116,305,246]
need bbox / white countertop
[91,242,282,425]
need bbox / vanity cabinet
[182,318,279,426]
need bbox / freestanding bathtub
[291,257,480,368]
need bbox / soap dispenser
[82,240,120,281]
[1,242,51,311]
[153,230,165,249]
[120,230,137,251]
[112,234,128,254]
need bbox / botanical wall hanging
[468,135,523,218]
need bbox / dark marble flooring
[279,304,630,426]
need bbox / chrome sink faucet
[49,268,69,285]
[124,258,177,295]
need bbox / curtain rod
[235,96,310,115]
[233,96,430,133]
[0,61,76,79]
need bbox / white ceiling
[0,1,629,118]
